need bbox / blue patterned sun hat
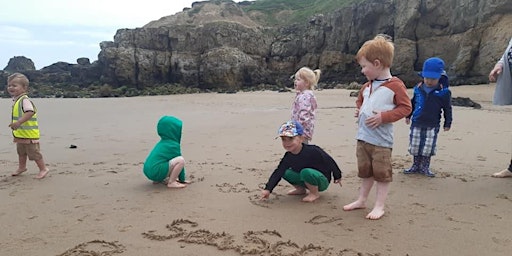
[277,120,304,137]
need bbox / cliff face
[96,0,511,89]
[3,0,511,90]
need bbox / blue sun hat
[420,57,445,79]
[277,120,304,137]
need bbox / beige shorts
[356,140,392,182]
[17,143,43,161]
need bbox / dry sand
[0,84,511,256]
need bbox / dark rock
[4,56,35,72]
[451,97,482,109]
[77,58,91,65]
[349,91,359,97]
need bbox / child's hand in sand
[260,190,270,200]
[333,179,342,187]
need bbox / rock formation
[4,56,36,72]
[95,0,512,89]
[2,0,512,92]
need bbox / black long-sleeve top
[264,144,342,192]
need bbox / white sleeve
[22,98,34,112]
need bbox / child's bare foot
[366,207,385,220]
[11,168,28,176]
[35,168,49,179]
[177,179,192,184]
[302,193,320,202]
[492,169,512,178]
[286,188,306,196]
[343,200,366,211]
[167,181,187,189]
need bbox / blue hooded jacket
[408,73,452,128]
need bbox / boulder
[4,56,36,72]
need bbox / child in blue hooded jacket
[143,116,188,188]
[404,57,452,177]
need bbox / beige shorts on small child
[17,143,43,160]
[356,140,393,182]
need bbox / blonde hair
[295,67,321,90]
[7,72,30,88]
[355,34,394,68]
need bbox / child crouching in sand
[260,120,342,202]
[143,116,189,188]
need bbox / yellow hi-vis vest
[12,94,40,139]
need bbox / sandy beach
[0,84,511,256]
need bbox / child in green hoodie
[143,116,188,188]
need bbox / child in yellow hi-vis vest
[7,73,49,179]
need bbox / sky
[0,0,248,70]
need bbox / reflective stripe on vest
[12,94,40,139]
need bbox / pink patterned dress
[291,89,317,141]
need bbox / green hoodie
[143,116,185,182]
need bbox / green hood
[157,116,182,143]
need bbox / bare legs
[35,158,49,179]
[11,154,28,176]
[343,178,373,211]
[492,160,512,178]
[287,184,320,202]
[368,182,389,219]
[343,177,389,220]
[302,183,320,202]
[167,157,186,189]
[11,154,49,179]
[287,185,306,195]
[492,169,512,178]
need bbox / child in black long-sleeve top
[260,120,342,202]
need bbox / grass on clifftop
[241,0,362,25]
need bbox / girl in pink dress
[291,67,321,144]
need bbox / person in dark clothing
[260,120,342,202]
[403,57,452,177]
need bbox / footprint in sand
[496,194,512,202]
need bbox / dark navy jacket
[408,75,452,129]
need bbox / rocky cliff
[2,0,511,93]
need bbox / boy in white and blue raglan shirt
[404,57,452,177]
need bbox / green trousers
[283,168,329,191]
